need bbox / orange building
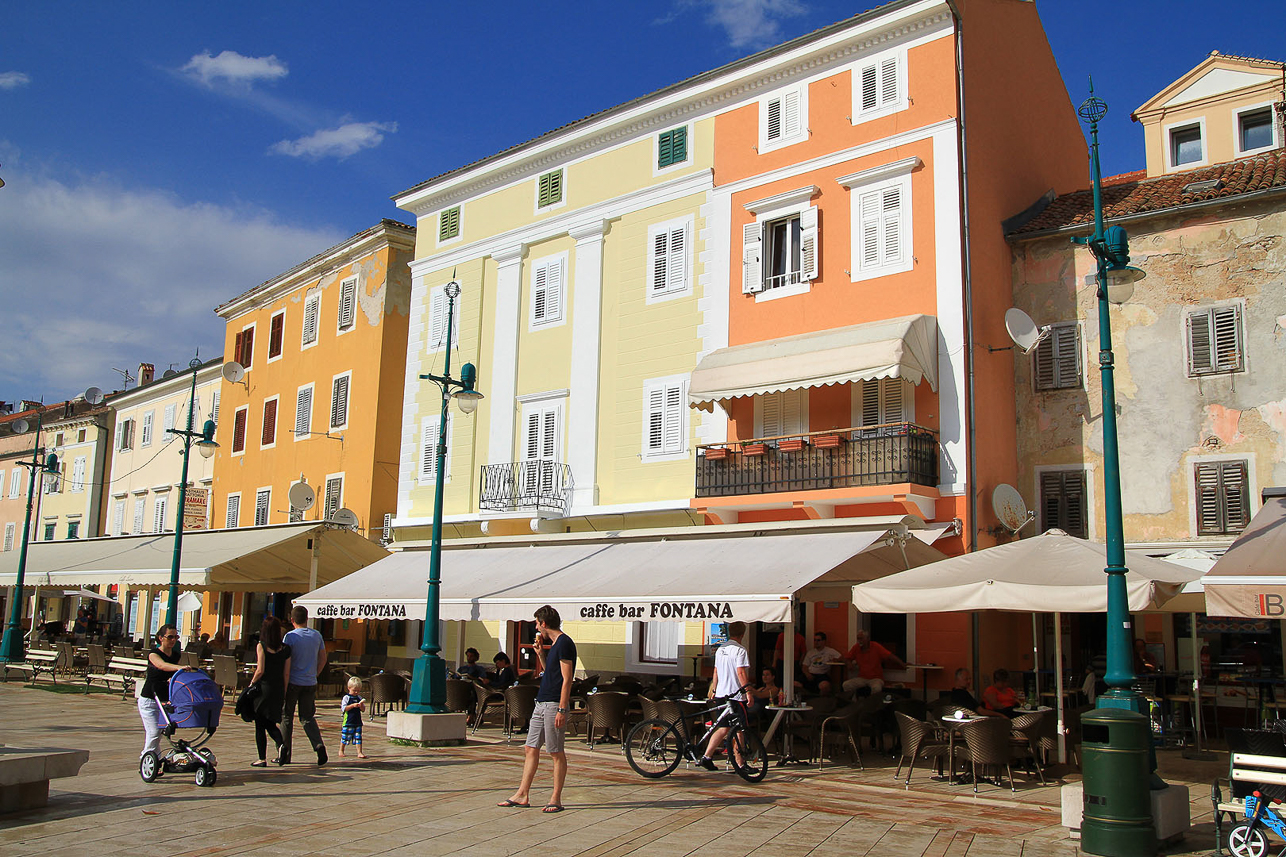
[688,0,1088,690]
[208,220,414,643]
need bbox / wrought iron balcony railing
[479,460,574,516]
[695,423,938,498]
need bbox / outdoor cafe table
[939,712,986,784]
[763,703,812,766]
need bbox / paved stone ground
[0,683,1225,856]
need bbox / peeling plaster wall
[1011,195,1286,545]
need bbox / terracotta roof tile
[1011,150,1286,236]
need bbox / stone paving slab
[0,683,1224,856]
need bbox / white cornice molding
[836,155,923,188]
[490,244,526,266]
[568,219,608,242]
[515,388,570,405]
[395,4,951,216]
[409,169,714,278]
[744,185,820,214]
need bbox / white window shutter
[134,499,146,534]
[225,495,239,528]
[421,417,438,480]
[295,387,312,435]
[651,231,669,294]
[663,385,683,453]
[112,501,125,536]
[331,376,349,428]
[761,393,783,438]
[302,294,319,345]
[860,191,881,268]
[881,186,903,264]
[667,226,686,293]
[154,496,167,533]
[647,388,665,452]
[71,456,85,492]
[541,410,557,459]
[883,379,906,424]
[800,206,819,281]
[533,264,548,321]
[782,90,801,138]
[141,412,153,446]
[211,390,220,425]
[783,389,805,436]
[338,278,357,330]
[545,260,562,321]
[766,97,782,140]
[430,288,449,348]
[524,412,541,461]
[742,221,762,293]
[163,404,176,440]
[880,57,898,105]
[860,64,878,111]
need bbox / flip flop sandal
[497,799,529,808]
[542,804,565,813]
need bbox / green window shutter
[439,206,460,242]
[658,127,687,168]
[538,170,563,207]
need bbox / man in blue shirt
[499,605,575,813]
[281,605,328,766]
[458,647,486,681]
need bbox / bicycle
[625,685,767,783]
[1228,790,1286,857]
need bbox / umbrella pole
[1191,612,1202,752]
[784,602,796,703]
[28,586,40,642]
[1032,612,1041,702]
[1055,611,1066,764]
[307,533,321,629]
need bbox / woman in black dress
[249,616,292,767]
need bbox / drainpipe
[944,0,981,692]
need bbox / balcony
[695,423,938,498]
[479,461,574,516]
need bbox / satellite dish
[222,362,246,384]
[1004,308,1051,354]
[84,387,105,405]
[12,418,30,435]
[162,369,177,379]
[991,483,1036,534]
[288,482,316,511]
[330,508,359,528]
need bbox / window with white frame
[639,622,680,663]
[647,217,692,300]
[521,400,563,494]
[643,377,688,460]
[211,389,220,425]
[9,468,21,498]
[853,377,910,432]
[855,177,909,277]
[741,188,819,298]
[301,292,320,347]
[294,384,313,438]
[112,499,125,536]
[324,476,343,521]
[255,489,270,527]
[428,283,459,351]
[1033,323,1082,391]
[1170,123,1203,168]
[3,522,14,551]
[153,495,168,533]
[225,494,240,529]
[656,125,689,170]
[853,50,906,121]
[133,497,146,534]
[268,310,285,359]
[71,456,85,493]
[337,277,358,332]
[1039,469,1087,538]
[330,373,351,429]
[1238,106,1276,155]
[163,404,176,442]
[231,406,248,453]
[42,522,55,541]
[66,521,79,539]
[141,410,154,447]
[1195,460,1250,536]
[759,84,807,151]
[439,206,461,242]
[757,388,808,439]
[537,169,564,209]
[261,396,278,447]
[419,413,452,484]
[116,418,135,451]
[1187,304,1244,376]
[530,254,566,327]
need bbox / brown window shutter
[269,314,284,357]
[232,409,246,452]
[261,399,277,445]
[240,328,254,368]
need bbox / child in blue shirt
[340,677,367,758]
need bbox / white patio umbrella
[176,591,203,613]
[853,530,1203,762]
[1159,550,1216,754]
[62,588,121,605]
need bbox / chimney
[19,400,41,414]
[138,363,155,386]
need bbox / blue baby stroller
[140,669,224,787]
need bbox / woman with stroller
[249,616,292,767]
[137,624,188,760]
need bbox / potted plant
[704,446,729,461]
[812,433,842,449]
[742,442,768,456]
[778,437,806,452]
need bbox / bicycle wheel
[1228,821,1268,857]
[626,719,684,778]
[729,724,768,783]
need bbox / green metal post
[0,421,45,663]
[165,363,200,627]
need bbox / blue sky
[2,0,1284,405]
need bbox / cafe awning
[295,525,946,624]
[688,314,938,412]
[0,522,388,592]
[1203,488,1286,618]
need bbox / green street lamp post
[164,358,219,627]
[407,280,483,714]
[1073,85,1156,857]
[0,410,61,663]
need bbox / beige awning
[1203,489,1286,618]
[296,526,946,624]
[0,522,389,592]
[689,314,938,411]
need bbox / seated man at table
[981,668,1020,717]
[458,647,487,681]
[947,668,1005,717]
[799,632,842,695]
[484,652,518,688]
[842,629,906,696]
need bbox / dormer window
[1239,107,1275,154]
[1170,124,1203,168]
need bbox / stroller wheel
[140,752,162,783]
[194,765,216,787]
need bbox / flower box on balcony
[777,438,807,452]
[742,442,768,457]
[812,433,842,449]
[704,446,729,461]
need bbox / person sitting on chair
[982,668,1020,717]
[458,647,487,681]
[484,652,517,687]
[799,632,841,695]
[842,629,906,696]
[947,668,1004,717]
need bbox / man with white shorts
[499,605,576,813]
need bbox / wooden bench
[1212,752,1286,855]
[85,655,151,699]
[1,649,60,685]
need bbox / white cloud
[0,71,31,90]
[270,121,397,160]
[182,50,288,87]
[0,167,344,403]
[680,0,808,50]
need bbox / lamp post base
[0,629,24,664]
[406,652,449,715]
[386,710,467,746]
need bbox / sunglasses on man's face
[164,634,179,640]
